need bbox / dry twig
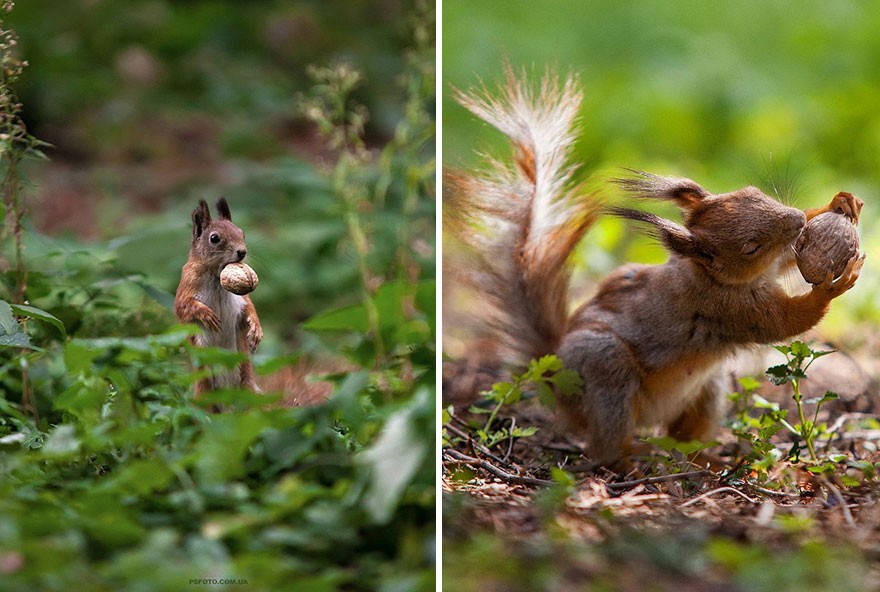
[444,448,553,487]
[604,469,710,491]
[680,486,759,507]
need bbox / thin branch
[680,486,759,507]
[444,448,553,487]
[444,422,512,468]
[604,469,710,491]
[819,476,856,528]
[501,416,516,463]
[748,484,799,498]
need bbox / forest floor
[441,331,880,591]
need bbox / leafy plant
[765,341,838,463]
[466,355,581,448]
[0,2,436,589]
[727,341,846,485]
[644,435,719,473]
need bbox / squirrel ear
[192,200,210,239]
[614,170,709,212]
[216,197,232,221]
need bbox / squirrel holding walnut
[174,198,263,398]
[444,68,865,467]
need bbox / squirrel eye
[209,233,221,244]
[742,241,761,256]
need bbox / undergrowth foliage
[0,2,435,590]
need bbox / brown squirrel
[444,68,865,466]
[174,198,263,397]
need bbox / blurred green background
[10,0,435,355]
[0,2,436,589]
[443,0,880,337]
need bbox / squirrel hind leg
[557,329,641,467]
[238,360,260,393]
[666,379,724,443]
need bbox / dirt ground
[442,330,880,590]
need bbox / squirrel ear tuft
[192,200,210,239]
[608,207,707,259]
[216,197,232,221]
[614,170,709,212]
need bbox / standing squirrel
[175,198,263,397]
[444,68,865,466]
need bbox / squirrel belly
[190,272,249,390]
[445,67,864,467]
[192,274,247,352]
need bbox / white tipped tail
[445,67,600,366]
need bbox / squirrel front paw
[828,191,864,223]
[246,318,263,352]
[815,252,865,298]
[199,308,222,333]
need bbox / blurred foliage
[443,0,880,333]
[0,329,435,591]
[442,518,872,592]
[1,0,435,589]
[9,0,435,352]
[14,0,421,156]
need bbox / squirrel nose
[236,249,247,261]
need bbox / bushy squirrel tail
[444,66,601,368]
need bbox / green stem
[792,378,817,462]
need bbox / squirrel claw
[842,252,866,287]
[202,311,222,333]
[246,320,263,352]
[819,252,864,296]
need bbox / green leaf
[819,391,839,404]
[9,303,66,337]
[254,352,302,376]
[41,424,81,457]
[550,467,575,487]
[806,463,834,475]
[64,340,100,375]
[304,301,369,332]
[0,300,33,348]
[0,300,15,334]
[645,436,678,453]
[512,426,538,438]
[195,387,282,410]
[551,368,583,397]
[485,381,516,404]
[765,364,791,385]
[450,465,475,483]
[97,458,174,496]
[789,340,811,360]
[358,405,427,524]
[737,376,761,392]
[193,412,268,485]
[752,394,780,410]
[534,381,555,407]
[530,354,563,375]
[467,405,491,415]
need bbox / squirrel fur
[174,198,263,397]
[444,68,865,466]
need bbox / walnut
[795,211,859,284]
[220,262,259,295]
